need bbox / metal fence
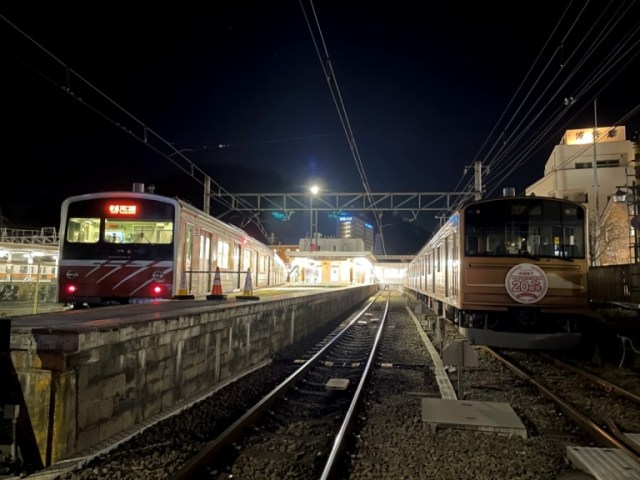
[588,263,640,305]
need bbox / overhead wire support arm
[217,191,477,213]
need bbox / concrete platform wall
[7,285,376,465]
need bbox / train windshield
[66,218,173,245]
[62,197,175,260]
[463,198,585,259]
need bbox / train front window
[104,219,173,244]
[67,218,101,243]
[464,199,585,259]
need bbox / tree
[592,202,633,266]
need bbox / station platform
[1,283,377,470]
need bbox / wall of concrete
[8,285,376,465]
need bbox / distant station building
[288,236,376,284]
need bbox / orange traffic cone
[173,271,194,300]
[206,267,227,300]
[235,268,260,301]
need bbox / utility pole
[592,99,600,266]
[203,176,211,215]
[464,161,489,200]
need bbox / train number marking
[505,263,548,304]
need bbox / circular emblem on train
[504,263,548,304]
[65,270,79,280]
[152,271,165,281]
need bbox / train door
[183,224,194,293]
[444,237,449,298]
[451,231,459,301]
[241,247,251,288]
[216,237,231,292]
[200,231,212,296]
[234,242,242,290]
[249,249,257,287]
[436,245,443,297]
[430,252,435,294]
[445,233,458,302]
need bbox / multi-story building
[526,125,640,265]
[336,215,374,252]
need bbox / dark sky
[1,2,638,251]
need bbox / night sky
[1,2,638,252]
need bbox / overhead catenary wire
[0,13,272,241]
[440,0,640,223]
[300,0,389,255]
[484,2,639,197]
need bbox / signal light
[152,285,163,296]
[65,284,77,294]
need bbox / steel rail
[482,347,640,467]
[168,292,383,479]
[539,352,640,404]
[320,291,390,480]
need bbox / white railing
[0,227,59,245]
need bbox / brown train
[404,194,590,349]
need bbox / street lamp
[309,185,319,252]
[613,188,627,203]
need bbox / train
[404,193,590,349]
[57,183,287,307]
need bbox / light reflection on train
[57,184,287,307]
[404,194,590,349]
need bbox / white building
[526,126,640,264]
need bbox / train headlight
[65,284,77,294]
[151,285,163,296]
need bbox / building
[526,125,640,265]
[288,237,377,284]
[0,228,61,314]
[336,215,374,252]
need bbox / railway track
[21,291,640,479]
[485,347,640,466]
[169,292,390,479]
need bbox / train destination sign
[107,203,138,215]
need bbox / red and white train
[57,184,286,307]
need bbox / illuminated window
[242,249,251,271]
[217,241,230,269]
[67,218,100,243]
[103,219,173,244]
